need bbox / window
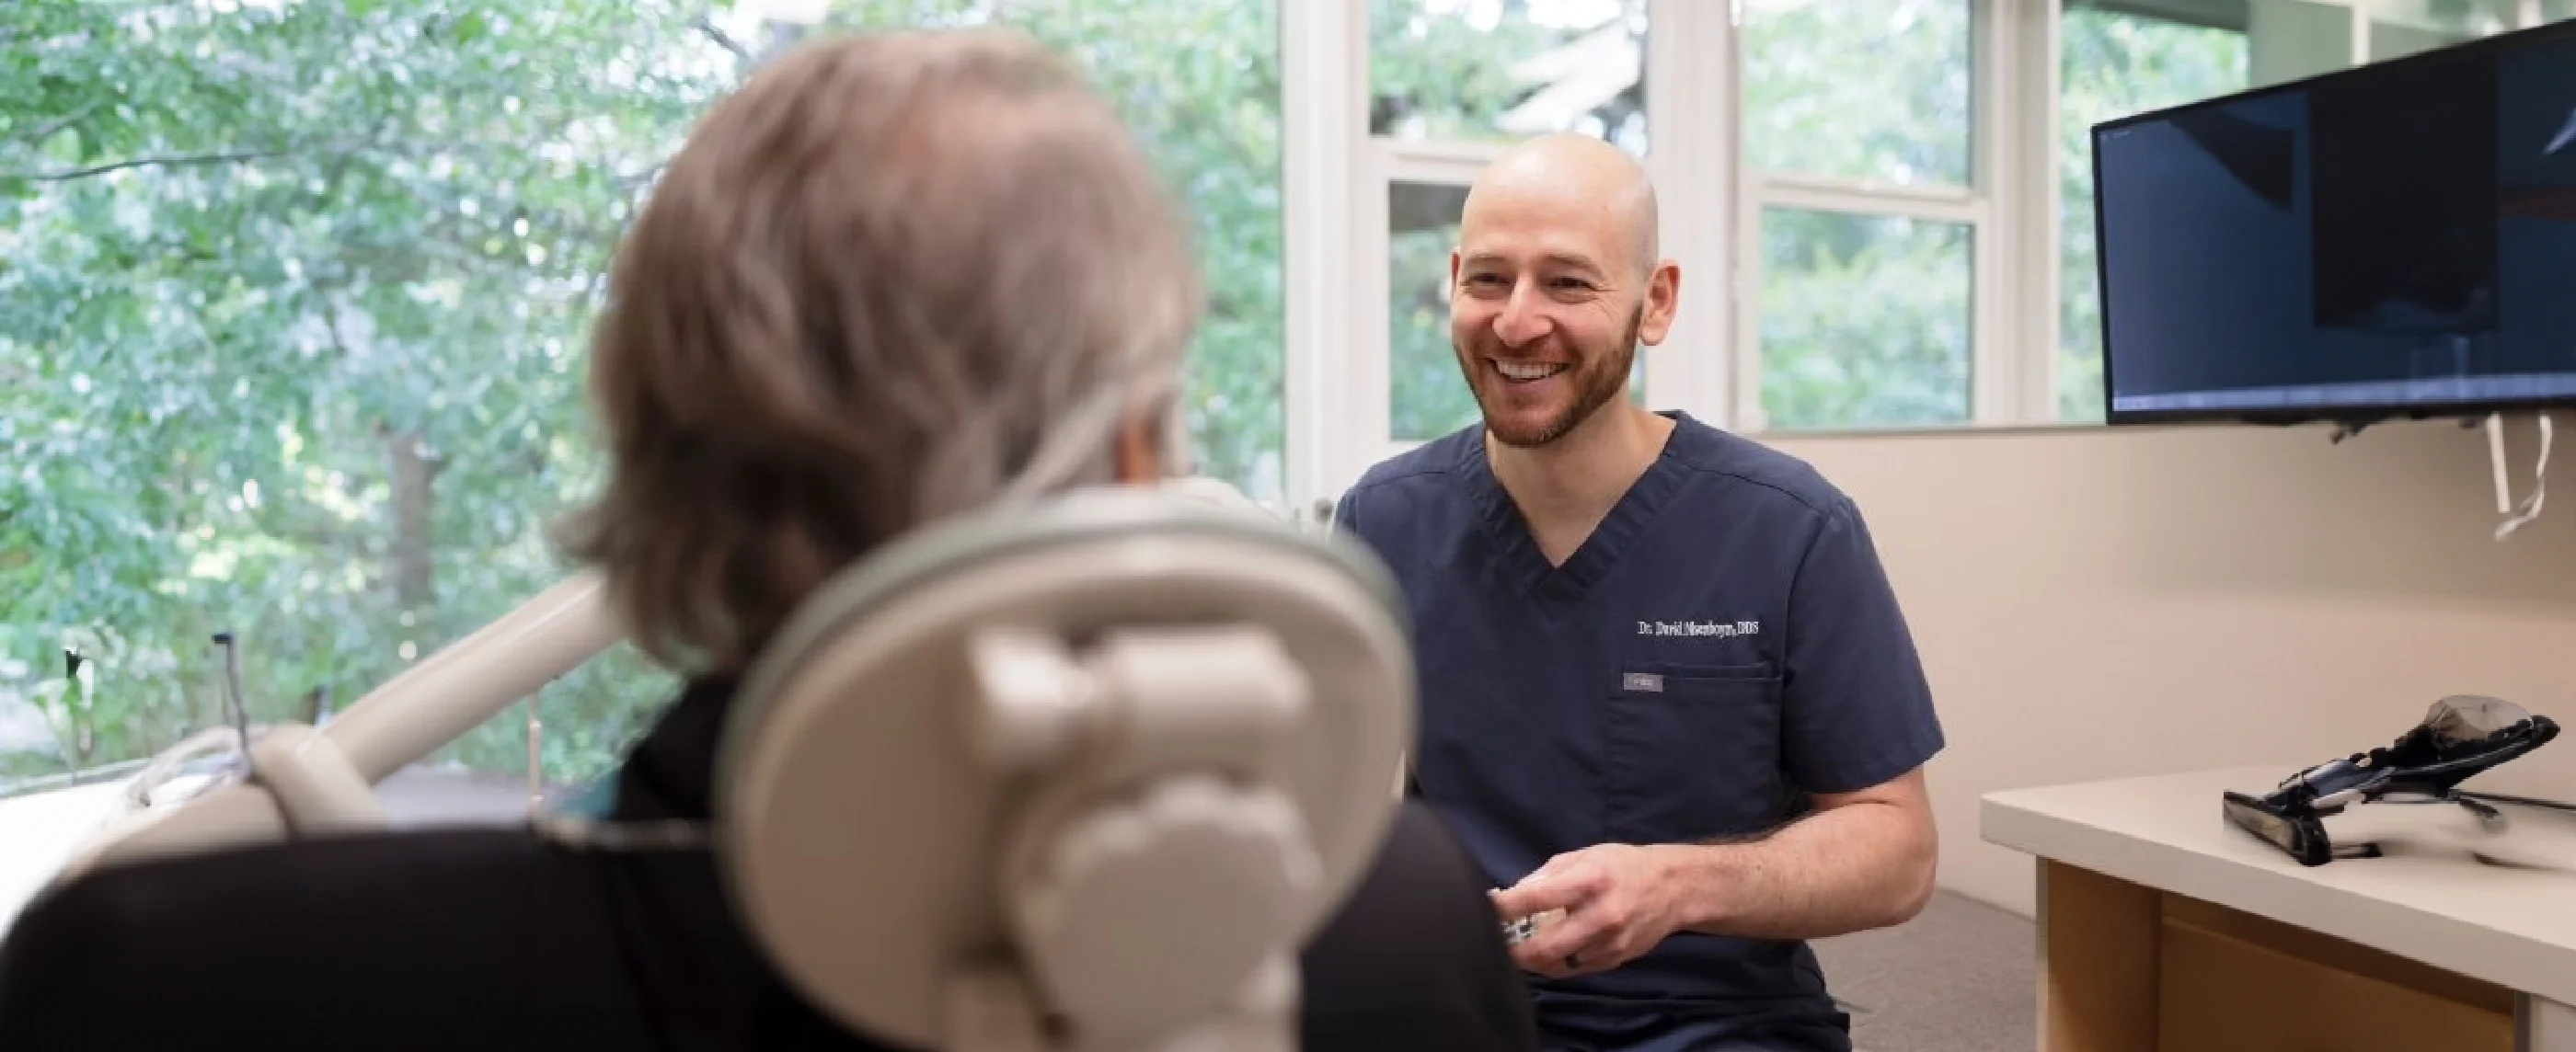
[1739,0,1974,188]
[2053,0,2574,421]
[1370,0,1650,154]
[1759,209,1974,429]
[1387,182,1482,441]
[0,0,1284,795]
[1738,0,1980,432]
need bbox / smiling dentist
[1330,133,1946,1052]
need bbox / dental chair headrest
[713,486,1416,1050]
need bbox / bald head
[1463,132,1660,280]
[1445,133,1679,449]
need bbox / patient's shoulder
[0,813,1533,1051]
[0,830,636,1043]
[5,827,580,953]
[0,828,880,1051]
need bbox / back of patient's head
[560,29,1202,674]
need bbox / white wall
[1766,417,2576,917]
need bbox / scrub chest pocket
[1602,663,1784,845]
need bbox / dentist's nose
[1490,283,1551,348]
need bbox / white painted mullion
[1281,0,1368,509]
[1756,171,1977,210]
[1648,0,1735,429]
[1970,0,2018,425]
[2012,0,2065,423]
[1378,153,1491,188]
[1352,139,1400,485]
[1734,186,1767,433]
[1379,139,1507,169]
[1724,0,1765,432]
[1750,176,1987,226]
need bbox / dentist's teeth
[1497,360,1563,381]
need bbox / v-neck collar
[1466,411,1692,606]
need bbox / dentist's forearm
[1654,800,1936,942]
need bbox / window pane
[1741,0,1973,187]
[1390,183,1486,441]
[1759,209,1973,430]
[1370,0,1650,154]
[1388,180,1645,443]
[0,0,1284,797]
[2054,0,2573,421]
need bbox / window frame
[1731,0,2053,433]
[1279,0,2570,512]
[1295,0,2029,506]
[1366,143,1494,456]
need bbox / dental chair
[0,486,1535,1051]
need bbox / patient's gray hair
[559,28,1201,673]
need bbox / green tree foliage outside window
[0,0,1305,788]
[1759,210,1974,430]
[3,0,733,785]
[1740,0,1972,189]
[1387,184,1485,442]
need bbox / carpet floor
[1813,890,2037,1052]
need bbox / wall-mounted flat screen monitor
[2095,19,2576,426]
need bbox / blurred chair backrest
[712,485,1417,1052]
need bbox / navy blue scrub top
[1333,411,1945,1051]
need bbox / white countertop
[1983,765,2576,1007]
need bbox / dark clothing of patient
[0,677,1538,1051]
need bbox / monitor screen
[2095,21,2576,426]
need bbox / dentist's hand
[1489,843,1684,978]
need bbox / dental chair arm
[48,482,1239,883]
[313,574,618,783]
[48,574,619,883]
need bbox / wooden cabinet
[2041,861,2514,1052]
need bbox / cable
[119,726,256,811]
[525,696,544,818]
[2487,412,2513,515]
[2458,790,2576,815]
[2495,412,2552,541]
